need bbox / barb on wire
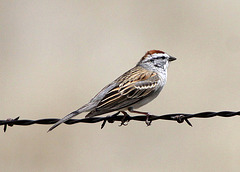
[0,111,239,132]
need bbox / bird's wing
[85,66,160,117]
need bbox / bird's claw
[119,121,129,126]
[145,115,152,126]
[119,113,130,127]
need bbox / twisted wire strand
[0,111,239,132]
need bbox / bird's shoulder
[115,66,159,87]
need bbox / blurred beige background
[1,0,240,171]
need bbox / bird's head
[137,50,176,72]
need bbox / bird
[48,50,176,131]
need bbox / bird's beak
[169,56,177,62]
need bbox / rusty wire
[0,111,239,132]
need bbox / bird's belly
[131,87,162,109]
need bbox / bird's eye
[149,59,154,62]
[160,56,165,59]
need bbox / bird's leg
[119,111,130,126]
[128,107,152,126]
[109,111,120,118]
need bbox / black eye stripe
[151,57,165,60]
[148,55,167,62]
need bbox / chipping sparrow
[48,50,176,131]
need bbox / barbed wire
[0,111,239,132]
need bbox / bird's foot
[119,112,130,127]
[145,114,152,126]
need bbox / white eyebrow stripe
[151,53,169,58]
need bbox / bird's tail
[48,104,92,132]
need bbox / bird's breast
[130,86,163,109]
